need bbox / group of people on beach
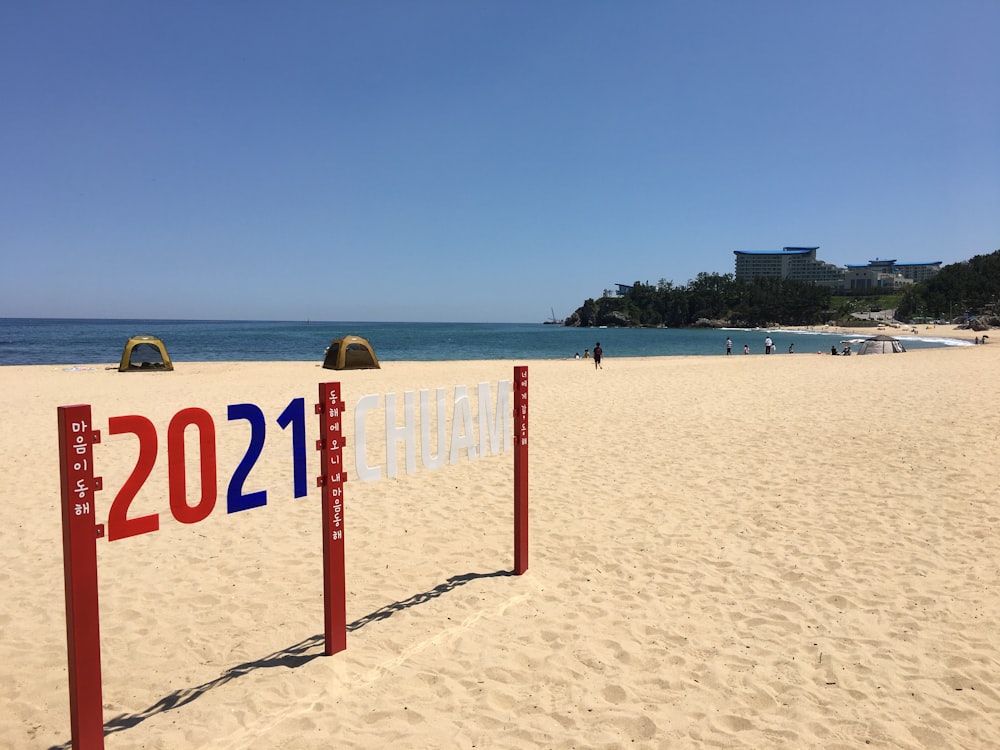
[726,336,794,356]
[573,342,604,369]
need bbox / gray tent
[857,334,906,355]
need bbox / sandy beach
[3,331,999,749]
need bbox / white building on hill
[734,247,941,292]
[733,247,845,289]
[845,258,942,291]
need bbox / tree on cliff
[565,274,831,328]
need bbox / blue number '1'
[277,397,307,498]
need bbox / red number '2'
[107,415,160,541]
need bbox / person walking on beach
[726,337,732,355]
[764,336,773,354]
[743,344,750,355]
[593,342,603,369]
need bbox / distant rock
[967,316,999,331]
[599,311,631,327]
[564,308,633,327]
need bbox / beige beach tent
[322,335,380,370]
[119,335,174,371]
[857,334,906,355]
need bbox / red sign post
[57,405,105,750]
[513,367,528,575]
[316,383,348,654]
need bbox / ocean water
[0,318,970,366]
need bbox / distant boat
[543,307,561,325]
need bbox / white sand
[2,335,999,748]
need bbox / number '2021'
[106,398,308,541]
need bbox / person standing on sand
[726,337,732,355]
[593,342,603,369]
[743,344,750,355]
[764,335,773,354]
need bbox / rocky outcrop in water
[564,308,633,328]
[692,318,728,328]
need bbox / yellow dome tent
[322,335,380,370]
[119,335,174,372]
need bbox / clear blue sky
[2,1,998,323]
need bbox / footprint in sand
[603,684,627,704]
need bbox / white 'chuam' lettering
[354,381,511,482]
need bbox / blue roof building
[844,258,942,290]
[734,247,942,291]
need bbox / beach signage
[353,381,512,481]
[57,406,104,748]
[103,398,310,540]
[514,367,528,573]
[317,383,347,658]
[74,383,513,542]
[57,368,528,750]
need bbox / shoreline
[775,322,986,342]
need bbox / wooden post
[513,367,528,574]
[316,384,347,654]
[57,405,105,749]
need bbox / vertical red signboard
[513,367,529,574]
[57,405,105,750]
[316,383,347,654]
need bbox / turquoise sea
[0,318,970,366]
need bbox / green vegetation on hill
[895,249,1000,320]
[566,249,1000,328]
[829,294,903,314]
[566,273,832,328]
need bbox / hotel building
[844,259,943,290]
[734,247,941,292]
[733,247,846,289]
